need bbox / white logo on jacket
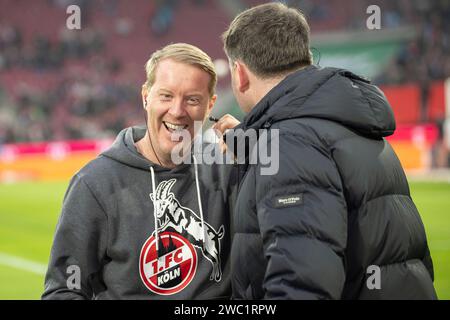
[150,179,224,282]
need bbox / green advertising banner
[313,40,402,79]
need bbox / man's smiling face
[142,58,216,164]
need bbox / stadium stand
[0,0,449,169]
[0,0,230,143]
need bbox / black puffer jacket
[230,65,437,300]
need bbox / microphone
[209,116,219,123]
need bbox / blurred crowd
[0,24,104,71]
[1,0,450,144]
[0,72,140,143]
[151,0,206,36]
[375,0,450,85]
[0,24,140,142]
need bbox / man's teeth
[164,122,187,131]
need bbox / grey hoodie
[42,126,238,299]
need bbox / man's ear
[141,85,148,110]
[235,61,250,93]
[207,94,217,116]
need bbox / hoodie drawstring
[149,165,159,253]
[193,155,206,246]
[149,156,206,257]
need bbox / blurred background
[0,0,449,299]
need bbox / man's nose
[168,100,187,118]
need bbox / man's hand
[211,114,240,154]
[212,114,240,135]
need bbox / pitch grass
[0,181,449,300]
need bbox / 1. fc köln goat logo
[139,232,197,295]
[139,179,224,295]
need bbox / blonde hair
[144,43,217,97]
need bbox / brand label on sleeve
[273,193,303,208]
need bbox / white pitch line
[0,252,47,275]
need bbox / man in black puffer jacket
[219,2,437,299]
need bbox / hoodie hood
[241,65,396,139]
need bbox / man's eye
[160,94,172,101]
[187,97,200,105]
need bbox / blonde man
[43,43,237,299]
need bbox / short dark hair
[222,2,313,78]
